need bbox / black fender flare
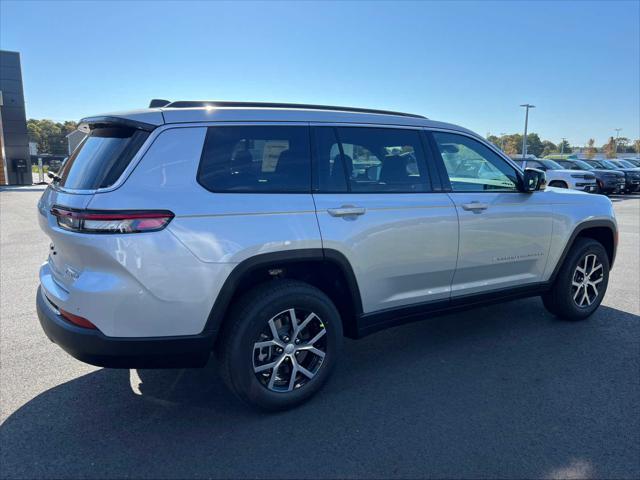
[548,218,617,283]
[201,248,363,339]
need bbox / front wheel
[542,238,610,320]
[217,280,343,411]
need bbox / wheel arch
[549,180,569,188]
[549,219,617,283]
[204,249,363,341]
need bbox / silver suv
[36,101,618,410]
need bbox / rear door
[311,125,458,316]
[428,130,552,297]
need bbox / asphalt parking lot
[1,188,638,479]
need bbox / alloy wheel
[252,308,327,392]
[571,253,604,308]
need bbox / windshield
[58,126,149,190]
[572,160,595,170]
[540,159,563,170]
[618,159,636,168]
[600,160,621,169]
[585,160,604,168]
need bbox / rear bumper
[36,286,212,368]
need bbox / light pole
[560,137,566,155]
[614,128,622,157]
[520,104,535,165]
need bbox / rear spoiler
[149,99,171,108]
[78,116,158,133]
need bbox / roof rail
[163,100,427,119]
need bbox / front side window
[315,127,430,193]
[432,132,518,192]
[198,126,311,193]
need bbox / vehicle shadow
[2,300,639,479]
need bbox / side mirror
[522,168,546,192]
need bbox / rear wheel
[217,280,342,411]
[542,238,609,320]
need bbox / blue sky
[1,0,638,146]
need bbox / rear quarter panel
[85,125,321,336]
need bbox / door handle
[461,202,489,213]
[327,205,366,217]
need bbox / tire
[217,279,343,411]
[542,238,610,320]
[549,181,568,189]
[595,183,603,195]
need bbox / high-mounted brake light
[51,206,174,234]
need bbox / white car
[514,158,597,192]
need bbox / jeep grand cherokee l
[36,101,617,410]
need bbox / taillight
[60,308,98,329]
[51,206,174,234]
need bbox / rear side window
[59,127,149,190]
[314,126,431,193]
[198,126,311,193]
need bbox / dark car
[554,159,625,195]
[622,158,640,168]
[583,159,640,193]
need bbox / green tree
[584,138,597,159]
[616,136,630,152]
[27,119,78,154]
[634,139,640,154]
[525,133,544,157]
[541,140,557,157]
[557,139,572,154]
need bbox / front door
[429,130,552,297]
[311,125,459,315]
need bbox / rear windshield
[58,126,149,190]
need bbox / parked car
[544,154,579,161]
[553,158,625,195]
[513,157,598,192]
[36,101,617,410]
[622,158,640,168]
[583,159,640,193]
[613,159,640,170]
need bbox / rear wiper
[47,171,62,183]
